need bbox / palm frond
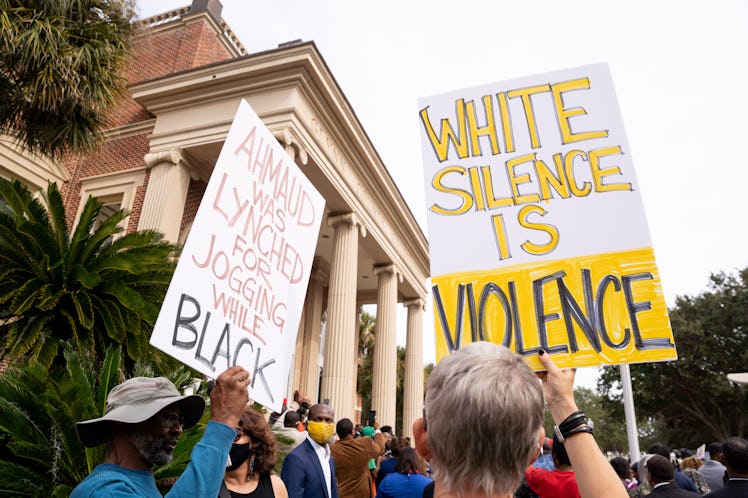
[4,313,50,360]
[44,181,70,261]
[9,277,45,314]
[91,294,126,343]
[0,460,47,496]
[33,333,61,369]
[71,290,94,329]
[0,0,135,157]
[96,345,123,415]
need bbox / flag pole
[620,364,640,464]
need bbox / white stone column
[371,264,398,428]
[320,213,364,419]
[138,149,195,243]
[402,298,425,439]
[291,312,306,401]
[297,261,328,402]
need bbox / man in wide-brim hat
[71,366,251,498]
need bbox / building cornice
[104,119,156,140]
[0,137,71,189]
[130,42,429,297]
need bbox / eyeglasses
[158,410,185,429]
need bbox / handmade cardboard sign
[419,63,676,370]
[151,99,325,411]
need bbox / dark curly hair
[237,408,277,475]
[390,436,409,457]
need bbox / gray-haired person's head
[424,342,544,496]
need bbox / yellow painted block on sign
[431,247,676,370]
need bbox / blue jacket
[281,438,338,498]
[377,472,433,498]
[70,421,235,497]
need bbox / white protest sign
[696,444,706,460]
[419,63,675,370]
[150,99,325,412]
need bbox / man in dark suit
[647,454,700,498]
[705,437,748,498]
[281,403,339,498]
[649,443,699,492]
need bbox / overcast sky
[137,1,748,388]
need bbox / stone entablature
[129,42,428,299]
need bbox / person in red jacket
[525,434,580,498]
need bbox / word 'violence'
[433,268,674,355]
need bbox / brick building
[0,0,429,437]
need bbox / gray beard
[131,431,173,467]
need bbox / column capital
[274,128,309,165]
[311,256,330,283]
[373,263,403,283]
[327,212,367,238]
[143,148,199,180]
[403,297,426,311]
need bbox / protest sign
[150,99,325,411]
[419,63,676,370]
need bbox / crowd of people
[68,343,748,498]
[523,438,748,498]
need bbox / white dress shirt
[307,434,332,498]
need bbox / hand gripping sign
[151,100,325,411]
[419,63,676,370]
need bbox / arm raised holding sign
[210,365,252,428]
[537,350,628,498]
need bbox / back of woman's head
[610,456,631,480]
[681,456,702,471]
[424,342,544,495]
[395,446,422,474]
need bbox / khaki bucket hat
[76,376,205,447]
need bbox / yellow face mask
[307,421,335,444]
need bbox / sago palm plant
[0,177,178,369]
[0,345,121,496]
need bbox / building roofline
[135,3,247,57]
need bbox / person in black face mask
[221,408,289,498]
